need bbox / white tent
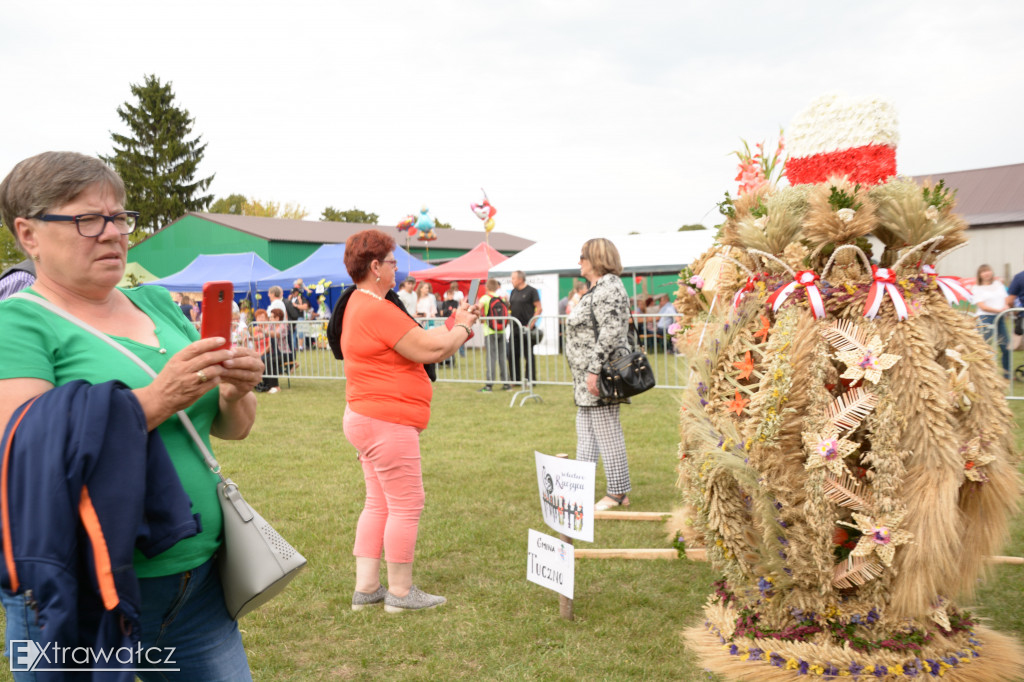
[487,230,716,277]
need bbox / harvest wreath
[674,95,1023,681]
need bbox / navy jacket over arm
[1,380,201,679]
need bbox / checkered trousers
[575,404,631,495]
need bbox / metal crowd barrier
[241,314,690,401]
[239,308,1023,401]
[988,307,1023,400]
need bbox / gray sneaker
[384,585,447,613]
[351,585,388,611]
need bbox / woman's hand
[587,372,600,397]
[133,337,236,431]
[218,347,265,403]
[454,302,480,328]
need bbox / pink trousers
[343,406,424,564]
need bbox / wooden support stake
[575,548,678,560]
[573,548,1020,566]
[594,510,672,521]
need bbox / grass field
[1,379,1022,681]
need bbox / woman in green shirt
[0,152,265,680]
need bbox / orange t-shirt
[341,292,432,428]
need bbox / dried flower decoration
[842,510,913,567]
[803,430,859,476]
[820,320,901,384]
[930,596,951,631]
[961,437,996,483]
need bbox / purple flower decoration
[824,663,839,675]
[770,653,786,668]
[798,660,809,674]
[925,659,940,675]
[872,664,888,677]
[748,647,763,661]
[848,661,864,675]
[866,608,880,624]
[728,644,739,656]
[858,352,878,369]
[872,527,891,544]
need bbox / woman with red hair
[331,229,479,612]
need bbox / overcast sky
[3,1,1022,244]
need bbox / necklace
[355,287,384,301]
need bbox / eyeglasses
[35,211,140,238]
[579,254,588,261]
[382,258,398,267]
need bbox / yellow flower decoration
[836,335,900,385]
[844,510,913,567]
[802,429,858,476]
[961,437,996,483]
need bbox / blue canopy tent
[145,252,280,305]
[256,243,434,314]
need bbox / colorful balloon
[396,215,416,234]
[414,206,436,241]
[470,189,497,232]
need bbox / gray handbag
[13,292,307,619]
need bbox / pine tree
[101,75,214,242]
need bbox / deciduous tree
[321,207,379,224]
[101,75,214,243]
[209,194,248,215]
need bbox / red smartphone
[200,281,234,350]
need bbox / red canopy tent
[409,242,508,296]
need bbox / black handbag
[589,297,656,400]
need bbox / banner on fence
[534,451,595,542]
[526,528,575,599]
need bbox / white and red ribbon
[766,270,826,319]
[864,265,908,321]
[732,275,758,309]
[920,264,972,306]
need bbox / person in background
[973,263,1011,379]
[478,278,510,392]
[1006,260,1024,341]
[508,270,541,385]
[231,309,251,349]
[252,308,278,393]
[336,229,479,613]
[267,285,287,318]
[656,294,677,354]
[0,258,35,301]
[415,282,437,320]
[565,280,587,316]
[264,308,292,393]
[179,293,197,322]
[289,279,311,317]
[398,277,418,316]
[0,151,263,679]
[564,238,633,511]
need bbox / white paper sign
[535,451,596,543]
[526,529,575,599]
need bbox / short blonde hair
[581,238,622,276]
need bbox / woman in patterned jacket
[564,238,633,510]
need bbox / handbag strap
[11,291,224,477]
